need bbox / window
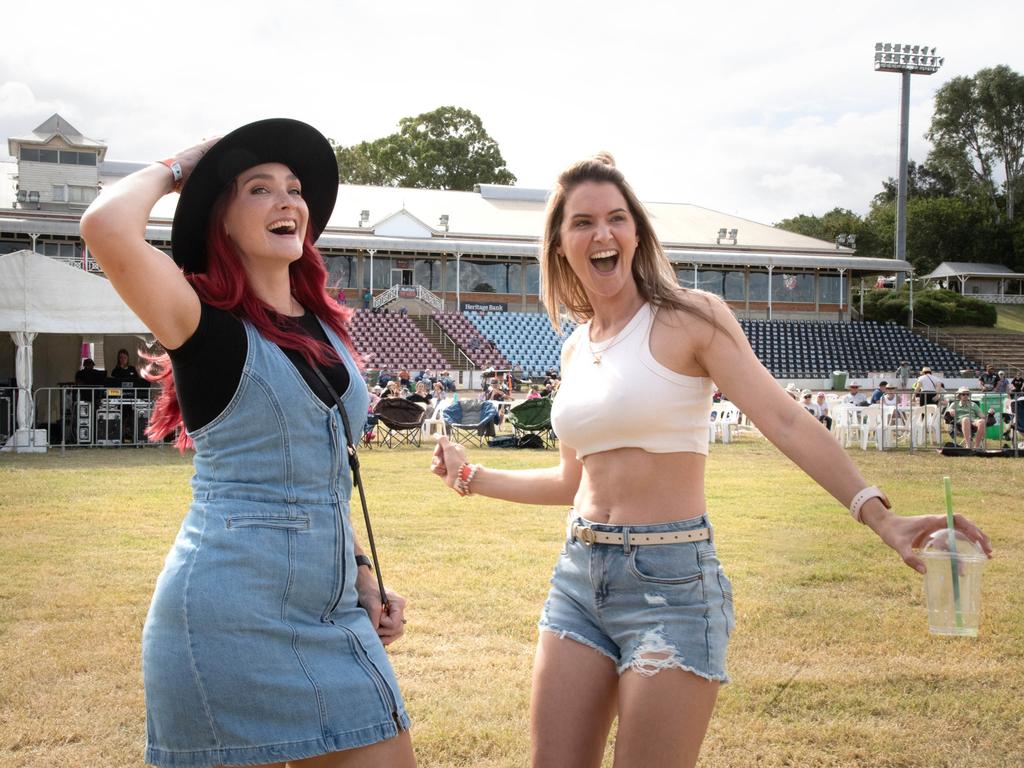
[325,255,355,288]
[413,259,443,291]
[819,275,843,304]
[445,259,516,293]
[68,185,97,204]
[40,241,79,259]
[38,149,59,163]
[772,272,814,304]
[526,262,540,295]
[20,148,39,162]
[52,185,67,202]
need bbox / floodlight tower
[874,43,943,288]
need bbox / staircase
[409,315,471,371]
[920,330,1024,376]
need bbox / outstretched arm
[432,436,582,506]
[693,296,992,572]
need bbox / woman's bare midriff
[572,447,707,524]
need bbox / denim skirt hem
[145,710,411,767]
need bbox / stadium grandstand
[1,112,994,453]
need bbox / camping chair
[507,397,556,448]
[373,397,426,448]
[443,399,500,447]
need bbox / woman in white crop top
[431,154,991,768]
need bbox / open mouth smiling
[267,219,298,236]
[589,249,619,273]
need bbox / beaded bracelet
[455,462,480,497]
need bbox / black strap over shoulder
[308,364,389,610]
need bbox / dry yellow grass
[1,440,1021,767]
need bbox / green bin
[830,371,848,390]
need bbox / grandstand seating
[348,310,447,371]
[738,319,978,378]
[350,308,977,382]
[465,311,576,378]
[431,312,510,369]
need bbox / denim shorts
[538,512,734,682]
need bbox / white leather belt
[570,523,710,546]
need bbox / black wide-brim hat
[171,118,337,273]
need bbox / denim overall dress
[142,319,409,767]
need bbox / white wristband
[849,486,890,524]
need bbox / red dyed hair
[145,187,358,451]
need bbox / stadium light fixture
[439,214,450,232]
[359,209,370,227]
[716,227,738,245]
[874,42,943,290]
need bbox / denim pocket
[225,515,310,531]
[627,545,703,585]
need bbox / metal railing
[371,284,445,312]
[972,294,1024,305]
[911,319,973,364]
[31,386,166,449]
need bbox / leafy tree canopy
[333,106,516,191]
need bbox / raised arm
[692,295,991,571]
[80,141,215,349]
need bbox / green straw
[943,476,964,629]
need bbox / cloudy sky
[3,0,1022,225]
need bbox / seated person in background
[979,365,999,392]
[1011,372,1023,393]
[784,382,800,400]
[842,383,869,407]
[381,381,402,399]
[406,380,433,405]
[799,390,816,416]
[995,371,1010,395]
[870,380,888,404]
[880,384,901,408]
[109,348,140,386]
[377,370,392,388]
[945,387,986,449]
[74,358,107,386]
[484,383,509,426]
[367,385,381,411]
[813,391,832,430]
[439,370,455,392]
[527,385,541,400]
[397,368,411,389]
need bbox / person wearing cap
[870,380,888,404]
[428,152,992,768]
[946,387,986,449]
[82,120,413,767]
[913,365,943,406]
[841,382,869,407]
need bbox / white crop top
[550,302,712,459]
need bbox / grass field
[1,440,1022,768]
[996,304,1024,333]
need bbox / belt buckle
[577,526,596,545]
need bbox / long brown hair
[539,152,716,332]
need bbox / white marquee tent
[0,250,149,451]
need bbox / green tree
[773,207,886,257]
[927,66,1024,222]
[872,160,958,205]
[333,106,516,191]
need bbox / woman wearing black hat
[82,120,414,768]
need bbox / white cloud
[3,0,1023,223]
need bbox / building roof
[7,113,107,160]
[921,261,1024,280]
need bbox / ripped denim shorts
[538,512,734,682]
